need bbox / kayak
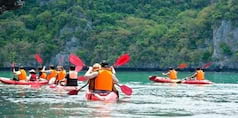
[85,91,118,102]
[149,76,213,84]
[0,77,48,85]
[49,84,78,91]
[181,79,213,84]
[149,76,180,83]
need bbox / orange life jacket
[57,70,66,81]
[69,71,78,79]
[94,69,113,91]
[196,70,205,80]
[39,72,47,79]
[168,70,177,80]
[47,69,57,80]
[18,69,27,81]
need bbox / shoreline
[0,67,237,72]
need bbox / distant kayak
[49,84,78,91]
[149,76,213,84]
[149,76,181,83]
[85,91,118,102]
[180,79,213,84]
[0,77,48,85]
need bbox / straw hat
[93,63,101,71]
[29,69,36,73]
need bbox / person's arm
[13,70,21,75]
[190,72,197,78]
[84,67,98,79]
[111,66,116,74]
[112,74,119,83]
[162,71,169,75]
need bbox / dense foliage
[0,0,238,68]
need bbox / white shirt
[84,67,119,83]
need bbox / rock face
[212,20,238,69]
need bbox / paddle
[69,53,85,72]
[177,63,188,69]
[68,82,89,95]
[202,62,212,69]
[115,83,132,96]
[34,54,43,64]
[114,53,130,67]
[11,62,17,81]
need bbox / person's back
[168,69,177,80]
[94,69,113,91]
[196,69,205,80]
[47,65,57,84]
[29,69,37,81]
[14,66,27,81]
[163,67,177,80]
[38,66,47,80]
[66,65,78,86]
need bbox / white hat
[29,69,36,73]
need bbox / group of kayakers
[12,60,120,96]
[162,67,205,80]
[12,65,78,86]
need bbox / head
[169,67,173,70]
[29,69,36,74]
[196,67,201,70]
[101,60,109,68]
[92,63,101,71]
[49,65,55,69]
[70,65,75,71]
[57,66,64,71]
[20,66,24,69]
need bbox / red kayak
[149,76,213,84]
[181,79,213,84]
[0,77,48,85]
[49,84,78,91]
[149,76,180,83]
[85,91,118,102]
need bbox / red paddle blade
[114,54,130,67]
[68,90,79,95]
[78,76,87,81]
[75,65,83,72]
[34,54,43,64]
[69,53,85,66]
[120,85,132,96]
[202,62,212,69]
[177,63,188,69]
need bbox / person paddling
[189,68,205,80]
[55,66,66,85]
[13,66,27,82]
[28,69,37,81]
[46,65,57,84]
[38,66,47,81]
[162,67,178,80]
[87,63,101,91]
[84,61,119,96]
[65,65,78,86]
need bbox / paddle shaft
[77,81,89,91]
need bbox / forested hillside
[1,0,238,69]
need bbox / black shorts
[66,79,78,86]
